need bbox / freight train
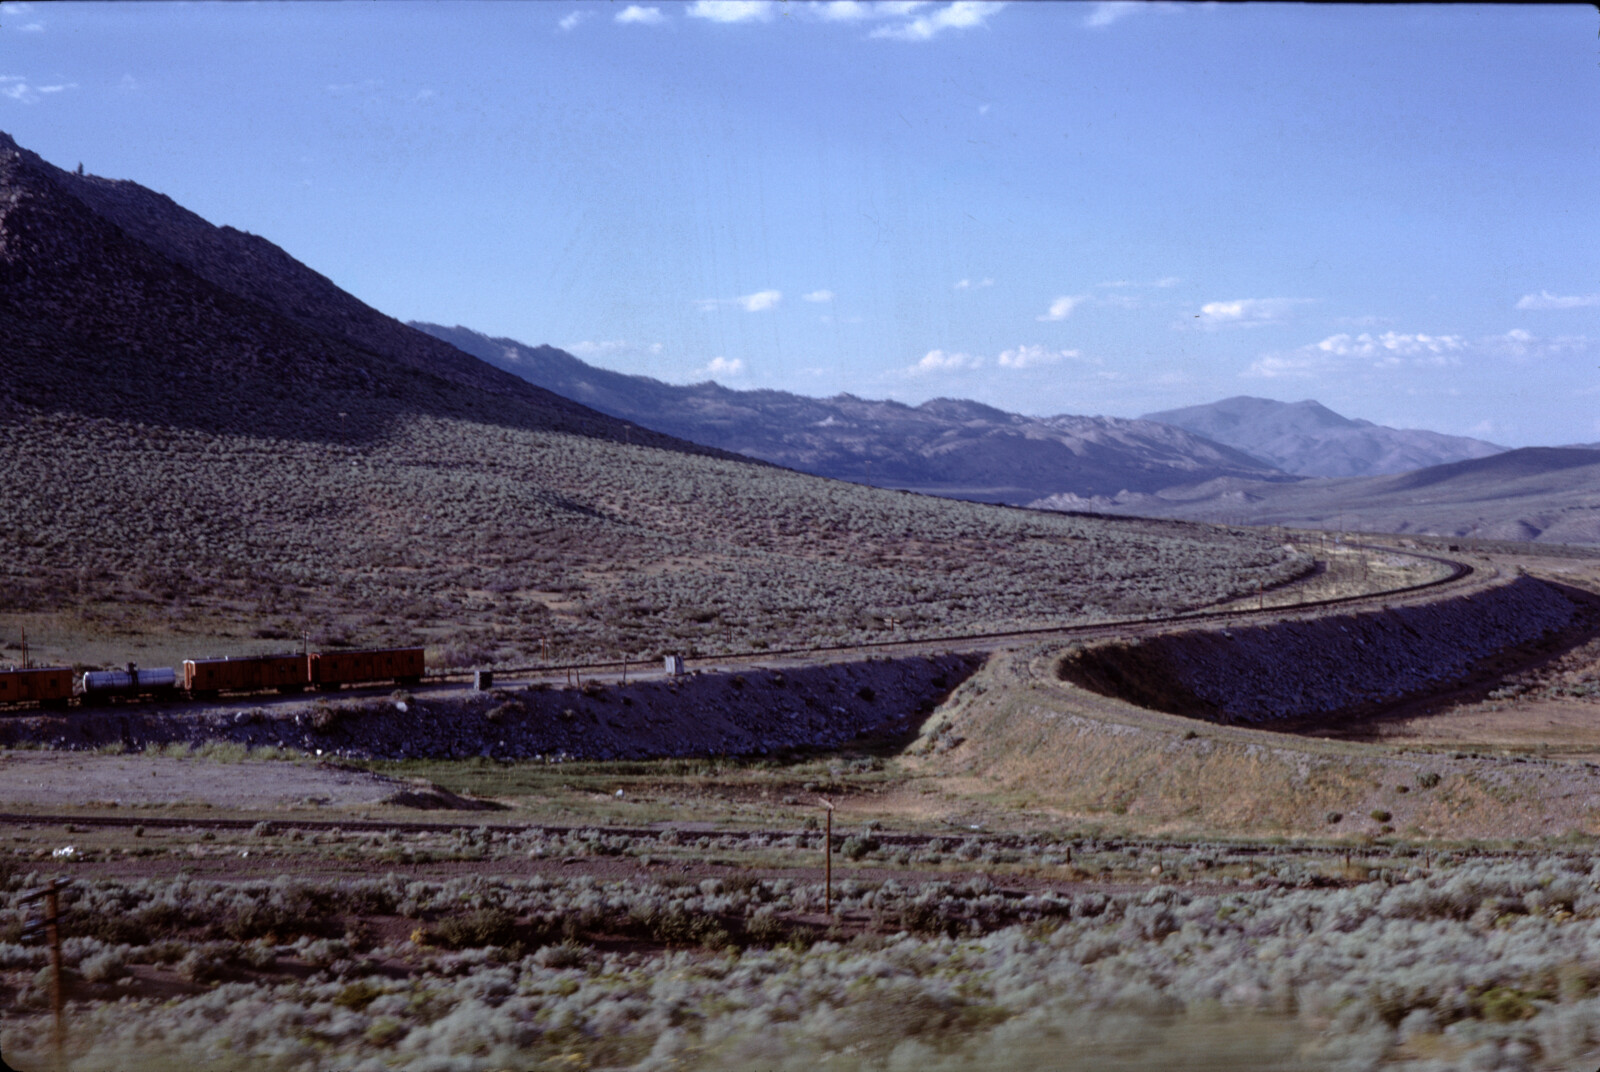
[0,646,425,710]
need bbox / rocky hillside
[414,323,1291,505]
[1142,396,1504,478]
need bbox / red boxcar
[308,647,425,689]
[183,654,308,696]
[0,667,73,708]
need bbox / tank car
[79,663,179,704]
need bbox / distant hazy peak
[1140,395,1504,479]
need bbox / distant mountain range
[1141,396,1505,478]
[412,324,1290,504]
[1032,447,1600,545]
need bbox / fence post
[20,878,66,1071]
[820,799,834,917]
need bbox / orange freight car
[183,654,308,698]
[308,647,424,690]
[0,666,73,708]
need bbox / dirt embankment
[0,653,983,761]
[1058,574,1595,725]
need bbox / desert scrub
[0,411,1304,669]
[22,858,1600,1069]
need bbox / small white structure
[663,654,685,677]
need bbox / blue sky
[2,1,1597,444]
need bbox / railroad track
[0,543,1482,714]
[443,542,1483,683]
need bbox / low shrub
[426,907,518,950]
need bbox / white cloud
[953,277,993,290]
[817,0,873,19]
[1487,328,1589,358]
[615,5,666,25]
[1037,295,1086,322]
[1098,276,1180,289]
[909,349,984,374]
[869,1,1005,41]
[802,290,835,303]
[700,356,746,376]
[1314,331,1465,361]
[906,343,1091,376]
[997,344,1080,369]
[1194,297,1308,329]
[0,75,73,104]
[1084,1,1180,29]
[1245,328,1590,380]
[739,289,781,312]
[557,10,588,31]
[695,289,783,313]
[820,1,932,20]
[568,339,665,361]
[1,1,41,31]
[117,74,138,93]
[688,0,776,22]
[1083,2,1139,28]
[1516,290,1600,310]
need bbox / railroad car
[0,666,73,708]
[308,646,424,690]
[79,664,179,704]
[183,654,308,698]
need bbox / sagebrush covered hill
[0,131,1309,667]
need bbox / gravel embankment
[1062,575,1595,723]
[0,653,983,761]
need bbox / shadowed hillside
[0,130,715,456]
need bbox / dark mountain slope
[414,323,1291,504]
[0,130,721,456]
[1143,395,1504,478]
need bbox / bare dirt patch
[0,751,407,810]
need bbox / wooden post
[622,657,627,685]
[20,879,65,1070]
[47,883,62,1068]
[821,799,835,917]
